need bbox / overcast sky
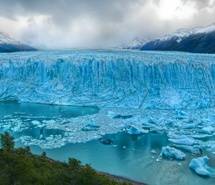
[0,0,215,49]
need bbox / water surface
[0,102,215,185]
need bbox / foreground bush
[0,132,129,185]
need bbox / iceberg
[201,126,214,134]
[189,156,215,177]
[173,144,202,155]
[81,123,100,132]
[168,134,196,146]
[124,126,146,135]
[160,146,186,160]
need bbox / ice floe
[124,126,148,135]
[189,156,215,177]
[160,146,186,160]
[168,134,196,146]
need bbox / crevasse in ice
[0,50,215,109]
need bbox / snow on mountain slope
[133,24,215,53]
[0,32,36,52]
[0,32,19,44]
[159,24,215,42]
[125,38,147,49]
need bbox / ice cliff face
[0,50,215,109]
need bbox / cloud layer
[0,0,215,49]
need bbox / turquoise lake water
[0,102,215,185]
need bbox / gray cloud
[0,0,214,48]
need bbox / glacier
[0,50,215,109]
[0,50,215,160]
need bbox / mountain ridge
[132,24,215,54]
[0,32,36,52]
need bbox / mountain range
[0,32,36,53]
[132,24,215,54]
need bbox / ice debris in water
[189,156,215,177]
[0,106,214,152]
[81,121,100,132]
[201,126,215,134]
[168,134,196,146]
[160,146,186,161]
[124,126,145,135]
[173,144,202,155]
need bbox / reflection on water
[0,102,99,118]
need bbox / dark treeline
[0,132,129,185]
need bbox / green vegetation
[0,132,130,185]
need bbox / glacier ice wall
[0,50,215,109]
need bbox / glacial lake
[0,102,215,185]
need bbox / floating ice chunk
[43,120,56,124]
[160,146,186,161]
[151,149,157,154]
[173,144,202,155]
[31,120,46,128]
[81,123,100,132]
[181,122,197,129]
[175,110,187,120]
[192,134,212,140]
[189,156,215,177]
[126,126,142,135]
[168,135,196,146]
[173,144,194,153]
[107,111,116,118]
[31,120,41,125]
[201,126,214,134]
[124,126,146,135]
[156,158,161,162]
[202,140,215,154]
[99,138,113,145]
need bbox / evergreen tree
[0,132,15,152]
[0,133,130,185]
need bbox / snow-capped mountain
[0,32,36,52]
[158,24,215,42]
[125,38,147,49]
[133,24,215,54]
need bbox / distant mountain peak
[0,31,36,53]
[0,32,20,45]
[158,24,215,42]
[131,24,215,54]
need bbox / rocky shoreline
[101,172,146,185]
